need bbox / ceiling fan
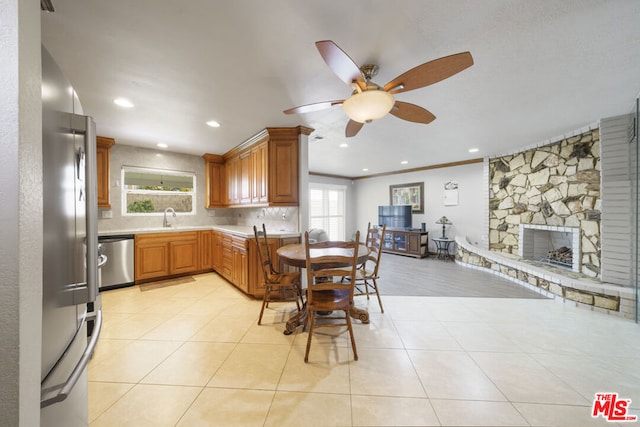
[284,40,473,137]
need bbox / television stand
[382,228,428,258]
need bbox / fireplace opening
[545,246,572,268]
[519,225,581,272]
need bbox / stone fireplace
[488,127,601,278]
[518,224,580,272]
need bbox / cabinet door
[407,234,420,254]
[251,142,269,204]
[393,232,407,252]
[221,235,233,281]
[199,230,213,270]
[204,156,225,208]
[226,156,239,205]
[248,237,280,296]
[96,136,114,208]
[135,239,169,281]
[268,138,298,205]
[212,231,223,271]
[169,238,199,275]
[232,246,248,293]
[382,232,394,251]
[239,150,251,204]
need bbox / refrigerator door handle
[98,254,108,269]
[40,310,102,408]
[65,113,99,304]
[81,114,99,304]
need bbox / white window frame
[309,183,347,241]
[121,166,197,216]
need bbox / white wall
[0,0,42,424]
[352,162,486,252]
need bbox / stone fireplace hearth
[518,224,580,272]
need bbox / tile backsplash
[236,207,299,232]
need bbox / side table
[432,237,453,260]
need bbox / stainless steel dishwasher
[98,234,135,290]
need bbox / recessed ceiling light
[400,160,409,165]
[362,168,369,172]
[339,143,348,148]
[206,120,221,128]
[113,97,134,108]
[157,143,168,149]
[468,148,479,153]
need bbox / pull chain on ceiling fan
[284,40,473,137]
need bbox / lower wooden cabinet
[247,237,279,296]
[231,238,248,293]
[135,231,201,283]
[169,237,199,275]
[216,232,300,297]
[199,230,213,270]
[134,229,300,296]
[135,237,170,281]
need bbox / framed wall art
[389,182,424,213]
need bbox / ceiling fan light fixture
[342,89,395,123]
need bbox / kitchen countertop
[98,225,300,239]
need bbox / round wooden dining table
[276,242,371,335]
[276,242,370,268]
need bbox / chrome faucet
[163,207,176,228]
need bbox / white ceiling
[41,0,640,178]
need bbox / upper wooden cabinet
[203,126,313,208]
[251,141,268,204]
[202,154,226,208]
[96,136,115,208]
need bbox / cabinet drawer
[232,235,247,249]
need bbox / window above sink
[121,166,196,216]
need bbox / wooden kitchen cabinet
[135,234,170,281]
[169,236,199,275]
[199,230,213,270]
[96,136,115,208]
[210,230,300,297]
[212,230,223,272]
[238,150,251,205]
[226,155,239,206]
[251,141,269,204]
[247,236,279,296]
[202,154,226,208]
[135,231,201,283]
[231,236,249,293]
[220,233,233,282]
[267,129,299,205]
[203,126,312,208]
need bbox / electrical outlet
[101,210,113,219]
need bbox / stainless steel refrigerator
[40,47,104,426]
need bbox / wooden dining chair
[253,224,303,325]
[303,230,360,362]
[353,222,386,313]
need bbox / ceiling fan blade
[390,101,436,124]
[345,120,364,137]
[283,100,344,115]
[384,51,473,94]
[315,40,365,89]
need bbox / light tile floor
[89,272,640,426]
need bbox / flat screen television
[378,205,412,229]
